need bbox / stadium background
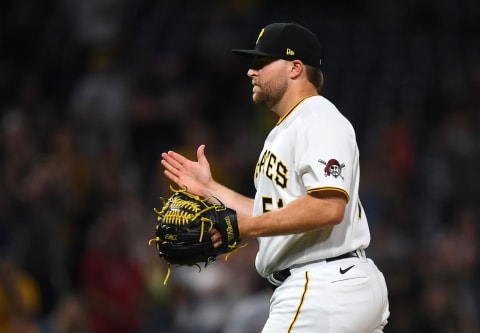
[0,0,479,332]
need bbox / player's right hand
[161,144,213,197]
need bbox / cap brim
[231,49,273,57]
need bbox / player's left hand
[210,228,223,248]
[149,188,241,284]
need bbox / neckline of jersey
[276,95,317,126]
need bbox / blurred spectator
[65,0,127,49]
[0,256,41,333]
[79,204,146,333]
[37,293,89,333]
[68,48,131,159]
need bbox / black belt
[267,251,360,290]
[325,250,359,263]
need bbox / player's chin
[253,96,271,110]
[252,92,263,105]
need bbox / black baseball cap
[232,22,322,68]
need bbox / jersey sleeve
[294,114,357,201]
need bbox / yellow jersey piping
[277,95,317,125]
[307,187,350,202]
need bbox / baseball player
[161,22,390,332]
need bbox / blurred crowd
[0,0,479,332]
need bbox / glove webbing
[149,190,218,284]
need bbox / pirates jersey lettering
[255,149,288,189]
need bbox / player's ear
[289,60,304,79]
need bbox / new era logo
[286,48,295,56]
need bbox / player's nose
[247,68,257,78]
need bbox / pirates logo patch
[318,158,345,180]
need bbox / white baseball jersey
[253,95,371,277]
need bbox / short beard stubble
[253,77,288,112]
